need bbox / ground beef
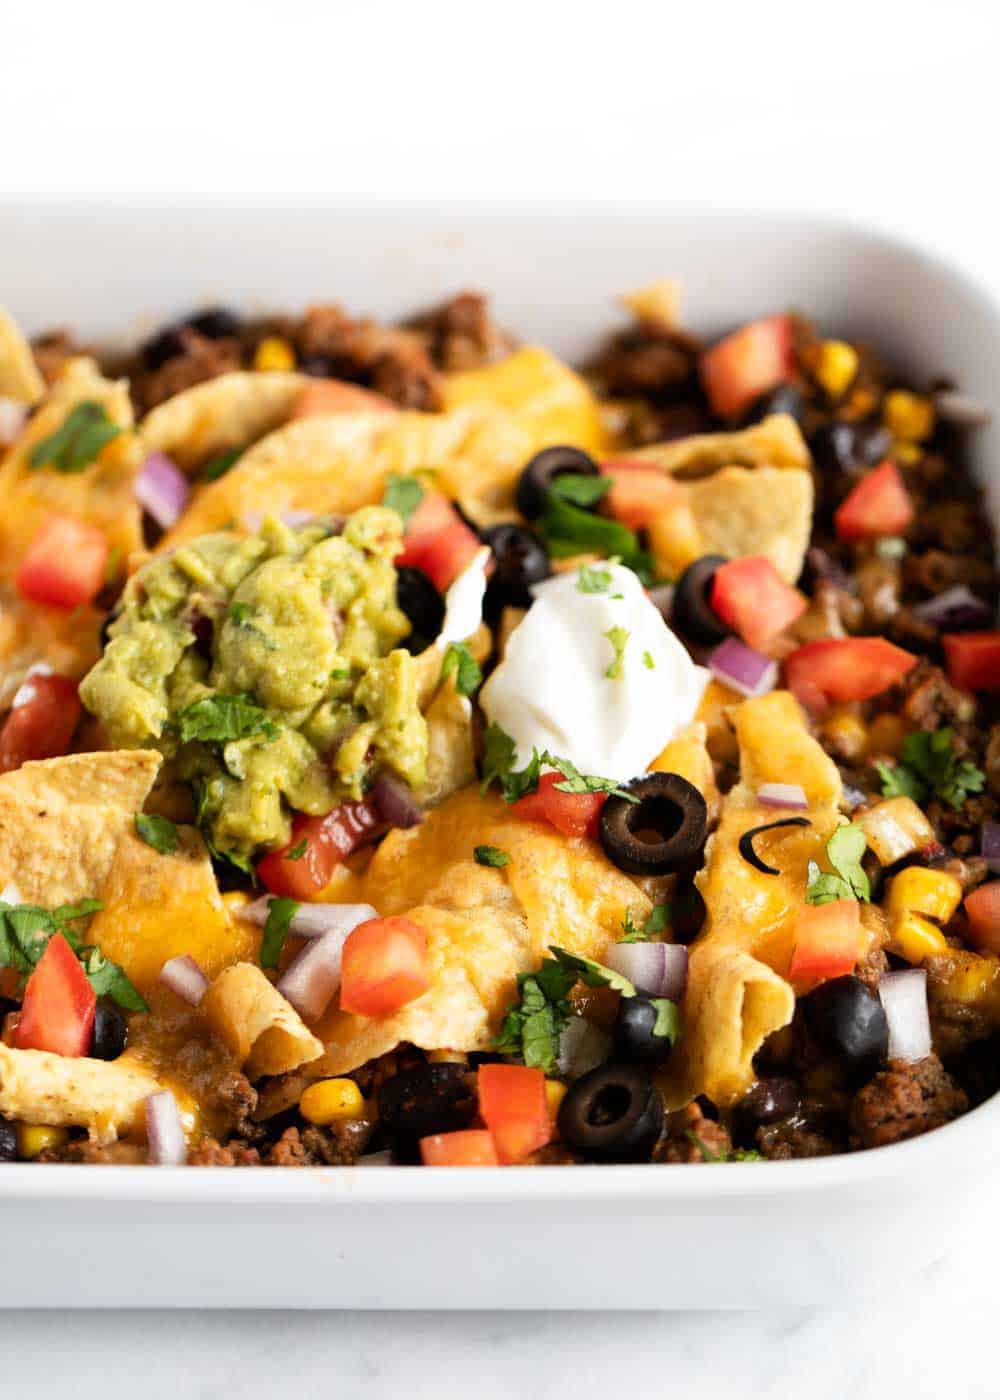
[897,658,977,731]
[849,1055,967,1149]
[854,556,901,628]
[31,329,90,385]
[855,939,890,992]
[408,291,514,372]
[210,1071,259,1138]
[189,1137,262,1167]
[754,1113,842,1160]
[135,329,242,413]
[588,321,701,404]
[655,1102,733,1163]
[37,1137,147,1165]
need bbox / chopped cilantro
[80,946,148,1012]
[685,1130,762,1163]
[577,563,614,595]
[479,723,637,805]
[228,602,251,626]
[286,839,308,861]
[474,845,510,868]
[177,692,278,745]
[260,896,299,970]
[0,896,146,1010]
[28,401,121,474]
[643,651,655,671]
[619,903,669,942]
[806,822,871,905]
[330,668,351,681]
[441,641,482,697]
[604,625,629,680]
[495,958,576,1074]
[480,723,519,796]
[135,813,178,855]
[549,474,612,509]
[876,727,985,812]
[650,997,684,1043]
[382,473,424,526]
[543,754,637,803]
[200,448,242,482]
[547,945,637,997]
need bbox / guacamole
[80,509,427,864]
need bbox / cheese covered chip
[201,964,323,1079]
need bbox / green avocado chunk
[80,509,426,866]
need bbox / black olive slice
[599,772,708,877]
[738,817,811,875]
[481,523,551,619]
[670,554,731,646]
[557,1063,663,1163]
[515,445,600,521]
[395,566,445,651]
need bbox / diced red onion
[134,452,190,530]
[879,969,932,1063]
[604,940,689,1001]
[277,926,354,1021]
[557,1016,612,1079]
[982,822,1000,874]
[241,509,316,533]
[911,585,993,632]
[708,637,778,699]
[159,954,210,1006]
[239,897,377,941]
[933,390,991,428]
[145,1090,188,1165]
[372,773,424,829]
[757,782,808,810]
[0,396,28,445]
[10,663,54,710]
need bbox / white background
[3,0,1000,1394]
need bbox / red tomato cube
[788,900,861,989]
[340,915,430,1017]
[420,1130,500,1166]
[257,800,381,899]
[709,555,807,651]
[942,632,1000,692]
[14,514,109,610]
[396,490,481,594]
[965,882,1000,954]
[16,932,96,1058]
[601,460,682,530]
[784,637,917,707]
[513,771,606,840]
[699,315,794,420]
[834,461,914,541]
[477,1064,551,1163]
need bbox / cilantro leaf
[382,473,424,526]
[495,959,576,1074]
[0,897,145,1010]
[549,474,612,508]
[29,401,121,474]
[619,903,670,942]
[286,839,308,861]
[80,946,148,1012]
[228,602,251,626]
[577,563,614,594]
[480,722,518,795]
[201,448,242,482]
[643,651,655,671]
[177,693,278,745]
[135,813,178,855]
[441,641,482,698]
[548,945,636,997]
[805,822,871,904]
[604,625,629,680]
[474,845,510,868]
[650,997,684,1044]
[260,896,299,970]
[877,728,985,812]
[543,753,638,804]
[479,725,636,806]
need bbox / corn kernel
[299,1078,365,1125]
[821,706,868,762]
[892,441,923,465]
[886,866,963,924]
[253,336,296,373]
[889,910,949,964]
[883,390,935,443]
[815,340,859,399]
[867,713,905,758]
[545,1080,567,1118]
[17,1123,68,1159]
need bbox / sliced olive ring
[599,772,708,877]
[557,1063,663,1163]
[738,817,811,876]
[670,554,731,646]
[481,523,551,618]
[515,444,600,520]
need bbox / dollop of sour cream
[480,562,708,781]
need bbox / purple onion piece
[604,940,689,1001]
[708,637,777,699]
[159,954,209,1006]
[911,585,993,632]
[757,782,809,810]
[135,452,190,530]
[557,1016,612,1079]
[239,897,377,941]
[277,927,350,1021]
[372,772,424,829]
[983,822,1000,874]
[145,1091,188,1165]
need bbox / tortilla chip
[649,720,720,824]
[419,682,477,808]
[659,691,841,1107]
[631,413,811,479]
[687,464,813,584]
[0,750,160,907]
[87,825,258,991]
[201,963,323,1079]
[0,306,44,404]
[0,1044,169,1144]
[139,369,308,472]
[620,279,682,328]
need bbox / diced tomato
[964,882,1000,954]
[788,900,861,988]
[784,637,917,709]
[514,771,606,840]
[0,673,81,774]
[340,915,430,1017]
[477,1063,551,1164]
[293,379,395,418]
[699,314,795,420]
[14,514,109,610]
[834,460,914,541]
[16,932,96,1058]
[257,799,381,898]
[601,459,682,530]
[395,490,481,593]
[942,632,1000,692]
[420,1129,500,1166]
[709,555,807,651]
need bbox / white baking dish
[1,202,998,1310]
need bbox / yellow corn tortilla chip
[201,964,323,1079]
[659,691,841,1107]
[0,306,44,404]
[0,750,160,907]
[419,682,477,808]
[631,413,811,479]
[687,464,813,585]
[139,369,308,472]
[649,720,720,824]
[0,1044,170,1144]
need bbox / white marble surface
[3,0,1000,1392]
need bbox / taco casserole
[0,285,997,1168]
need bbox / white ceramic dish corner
[1,202,998,1310]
